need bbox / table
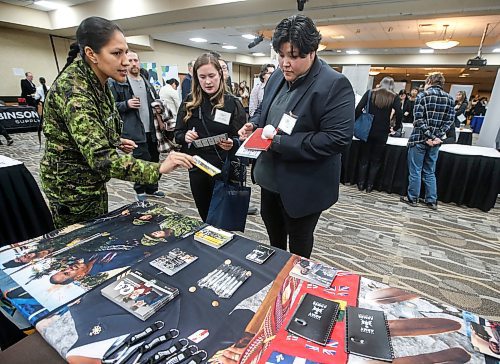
[0,155,54,246]
[471,116,485,133]
[341,138,500,211]
[0,203,496,363]
[401,123,473,145]
[0,106,40,133]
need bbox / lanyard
[143,339,189,364]
[119,328,179,364]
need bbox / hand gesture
[159,151,194,174]
[118,138,137,153]
[218,138,233,151]
[127,97,141,109]
[238,123,254,140]
[185,129,199,144]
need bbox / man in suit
[20,72,37,107]
[238,15,355,258]
[180,60,194,101]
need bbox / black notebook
[346,307,394,362]
[286,293,340,346]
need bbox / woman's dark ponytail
[63,42,80,72]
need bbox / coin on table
[212,300,219,307]
[189,286,197,293]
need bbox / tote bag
[206,158,251,232]
[353,90,374,142]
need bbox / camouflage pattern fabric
[40,59,161,228]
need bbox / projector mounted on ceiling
[467,23,490,67]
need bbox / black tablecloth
[341,140,500,211]
[457,131,472,145]
[0,163,54,246]
[0,106,40,133]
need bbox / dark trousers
[358,140,386,188]
[189,168,217,222]
[133,132,159,194]
[260,188,321,258]
[0,122,12,142]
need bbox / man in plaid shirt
[401,73,455,210]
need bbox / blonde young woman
[174,53,246,221]
[454,90,468,127]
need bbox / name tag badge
[214,109,231,125]
[277,113,297,135]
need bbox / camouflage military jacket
[41,60,160,195]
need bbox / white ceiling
[0,0,499,57]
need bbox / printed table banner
[0,106,40,132]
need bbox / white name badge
[277,113,297,135]
[214,109,231,125]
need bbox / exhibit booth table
[341,138,500,212]
[0,203,497,364]
[400,123,473,145]
[0,106,40,133]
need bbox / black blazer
[250,57,355,218]
[20,79,37,106]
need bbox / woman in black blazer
[355,77,402,192]
[175,53,246,222]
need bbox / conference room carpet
[2,132,499,320]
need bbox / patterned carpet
[1,132,499,320]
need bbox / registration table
[0,106,40,134]
[341,138,500,211]
[0,155,54,246]
[401,123,473,145]
[0,203,497,363]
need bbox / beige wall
[0,27,66,97]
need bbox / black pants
[260,188,321,258]
[0,122,12,142]
[189,168,217,222]
[358,140,386,187]
[133,132,159,194]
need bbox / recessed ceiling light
[242,34,256,40]
[252,52,266,57]
[458,74,467,77]
[317,44,327,51]
[493,48,500,53]
[34,0,65,10]
[469,68,479,71]
[369,71,380,76]
[336,49,342,53]
[189,38,207,43]
[419,31,436,35]
[419,49,435,54]
[331,35,345,39]
[346,50,360,55]
[222,45,237,50]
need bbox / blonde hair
[183,53,225,123]
[372,77,396,109]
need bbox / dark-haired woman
[355,77,402,192]
[40,16,194,228]
[454,90,468,127]
[175,53,246,222]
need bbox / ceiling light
[346,50,360,55]
[469,67,479,71]
[458,74,467,77]
[493,48,500,53]
[419,31,436,35]
[369,71,380,76]
[331,35,345,39]
[252,52,266,57]
[222,45,237,50]
[317,44,327,52]
[425,24,459,49]
[34,0,65,10]
[420,49,435,54]
[248,34,264,49]
[242,34,256,40]
[336,49,342,53]
[189,38,207,43]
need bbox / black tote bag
[206,158,251,232]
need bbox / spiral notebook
[346,306,394,361]
[286,293,340,346]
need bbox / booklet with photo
[470,322,500,359]
[286,293,340,346]
[149,248,198,276]
[194,225,234,249]
[289,257,337,288]
[346,306,394,361]
[246,245,275,264]
[101,269,179,321]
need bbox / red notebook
[244,128,273,151]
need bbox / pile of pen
[197,263,251,299]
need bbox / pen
[188,127,195,148]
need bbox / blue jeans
[407,143,440,203]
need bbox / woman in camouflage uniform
[40,17,194,228]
